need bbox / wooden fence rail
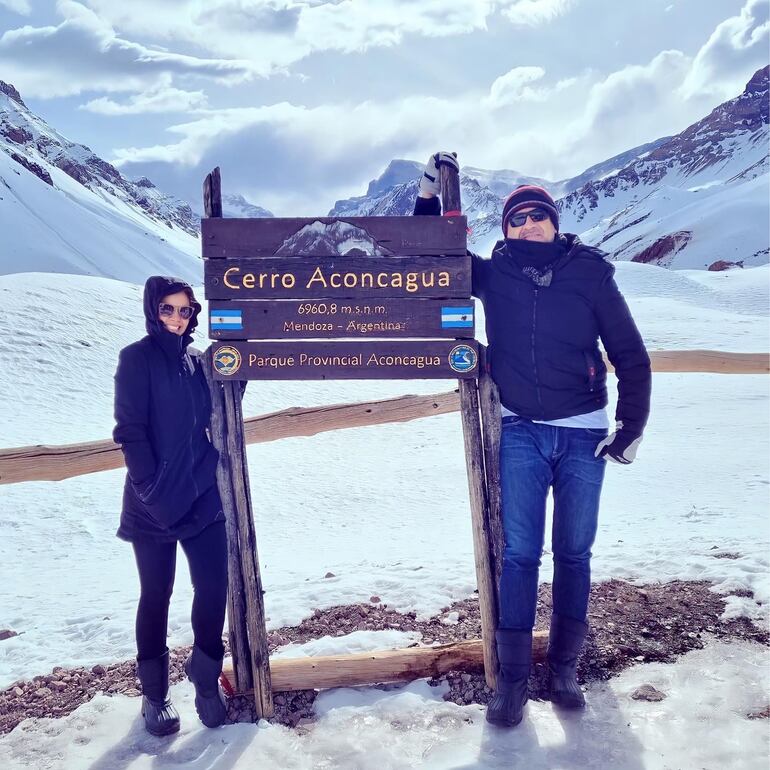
[0,350,766,487]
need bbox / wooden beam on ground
[222,633,549,694]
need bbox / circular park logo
[448,344,478,374]
[213,346,242,376]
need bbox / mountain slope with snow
[0,81,201,282]
[327,69,769,269]
[559,66,770,269]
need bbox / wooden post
[478,347,504,590]
[440,160,499,689]
[201,351,251,694]
[203,168,274,718]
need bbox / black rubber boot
[486,629,532,727]
[184,645,227,728]
[547,613,588,708]
[136,650,180,736]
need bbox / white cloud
[0,0,30,14]
[486,66,546,106]
[681,0,770,99]
[500,0,576,26]
[0,0,256,98]
[80,80,209,115]
[77,0,573,72]
[107,1,766,215]
[485,66,577,106]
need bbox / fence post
[203,168,274,717]
[440,162,499,689]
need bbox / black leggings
[132,521,228,662]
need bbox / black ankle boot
[486,629,532,727]
[184,645,227,728]
[136,649,180,736]
[547,613,588,708]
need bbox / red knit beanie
[501,185,559,235]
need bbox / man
[415,152,651,727]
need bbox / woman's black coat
[113,277,223,543]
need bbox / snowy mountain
[221,193,274,219]
[328,68,769,269]
[558,66,770,269]
[0,80,201,282]
[329,162,507,249]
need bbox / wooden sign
[210,340,480,380]
[204,255,471,300]
[208,299,475,340]
[202,215,468,258]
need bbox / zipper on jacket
[531,288,545,418]
[584,350,597,392]
[188,356,199,500]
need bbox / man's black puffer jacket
[415,195,651,438]
[113,277,222,543]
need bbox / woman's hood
[142,275,202,338]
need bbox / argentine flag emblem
[441,305,474,329]
[210,308,243,330]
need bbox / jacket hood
[143,275,202,346]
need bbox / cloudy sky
[0,0,767,215]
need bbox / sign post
[202,163,500,715]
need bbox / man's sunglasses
[509,208,549,227]
[159,302,195,320]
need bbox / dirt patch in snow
[0,579,766,734]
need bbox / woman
[415,154,651,727]
[113,275,229,736]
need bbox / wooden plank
[643,350,770,374]
[0,390,461,485]
[204,255,471,300]
[207,298,476,340]
[211,340,480,380]
[222,633,549,694]
[202,215,468,258]
[223,380,274,718]
[459,376,498,690]
[442,160,498,689]
[203,165,272,719]
[478,347,505,592]
[203,167,222,218]
[201,350,252,694]
[2,346,768,486]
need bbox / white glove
[418,151,459,197]
[594,421,642,465]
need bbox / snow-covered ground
[0,262,768,767]
[0,638,765,769]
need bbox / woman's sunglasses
[509,208,549,227]
[159,302,194,320]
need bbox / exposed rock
[0,81,26,108]
[707,260,744,272]
[631,231,692,267]
[8,153,53,186]
[631,684,666,701]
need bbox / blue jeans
[498,418,607,630]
